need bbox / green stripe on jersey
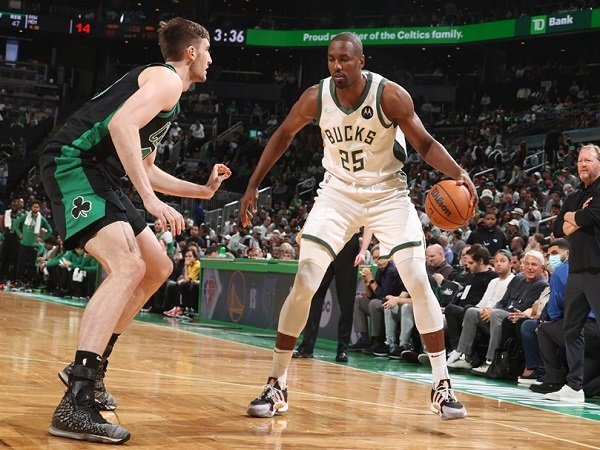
[380,240,423,259]
[375,78,392,128]
[301,234,337,259]
[393,139,407,163]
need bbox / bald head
[426,244,446,268]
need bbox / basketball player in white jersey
[240,32,476,420]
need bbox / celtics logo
[71,196,92,219]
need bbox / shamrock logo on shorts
[71,196,92,219]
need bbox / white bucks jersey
[318,71,407,185]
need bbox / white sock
[428,349,450,385]
[270,347,292,387]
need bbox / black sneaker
[49,365,130,444]
[371,344,390,357]
[59,361,117,411]
[347,339,370,352]
[529,382,562,394]
[401,349,419,363]
[430,379,467,420]
[388,348,404,360]
[292,349,313,359]
[247,378,288,418]
[335,351,348,362]
[389,345,412,360]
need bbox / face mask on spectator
[548,254,562,269]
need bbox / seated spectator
[37,235,65,293]
[164,247,200,318]
[348,245,403,356]
[448,244,471,285]
[278,242,295,260]
[45,246,97,298]
[426,243,455,285]
[511,208,530,237]
[387,274,441,364]
[154,217,175,258]
[448,250,547,372]
[438,233,454,265]
[511,250,524,274]
[444,244,497,353]
[518,239,569,386]
[467,211,508,256]
[185,224,206,249]
[70,250,99,299]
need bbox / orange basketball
[424,180,474,231]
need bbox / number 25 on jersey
[339,149,365,172]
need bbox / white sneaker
[545,385,585,404]
[471,361,491,375]
[430,379,467,420]
[447,354,472,370]
[446,350,462,365]
[247,378,289,417]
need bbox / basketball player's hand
[354,251,367,266]
[240,188,259,228]
[455,172,478,214]
[206,163,232,193]
[144,195,184,236]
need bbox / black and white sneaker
[49,365,130,444]
[59,361,117,411]
[247,378,288,418]
[430,379,467,420]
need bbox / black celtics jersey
[43,63,180,186]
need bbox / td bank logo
[530,15,547,34]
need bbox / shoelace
[74,391,109,424]
[259,384,281,402]
[435,383,457,403]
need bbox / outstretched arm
[144,153,231,199]
[240,86,319,227]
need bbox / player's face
[190,38,212,83]
[327,40,364,89]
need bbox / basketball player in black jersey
[40,18,231,444]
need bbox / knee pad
[392,255,443,334]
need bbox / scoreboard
[0,11,241,44]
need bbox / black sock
[74,350,102,370]
[102,333,120,360]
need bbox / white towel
[24,211,42,234]
[4,212,11,229]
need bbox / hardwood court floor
[1,292,599,449]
